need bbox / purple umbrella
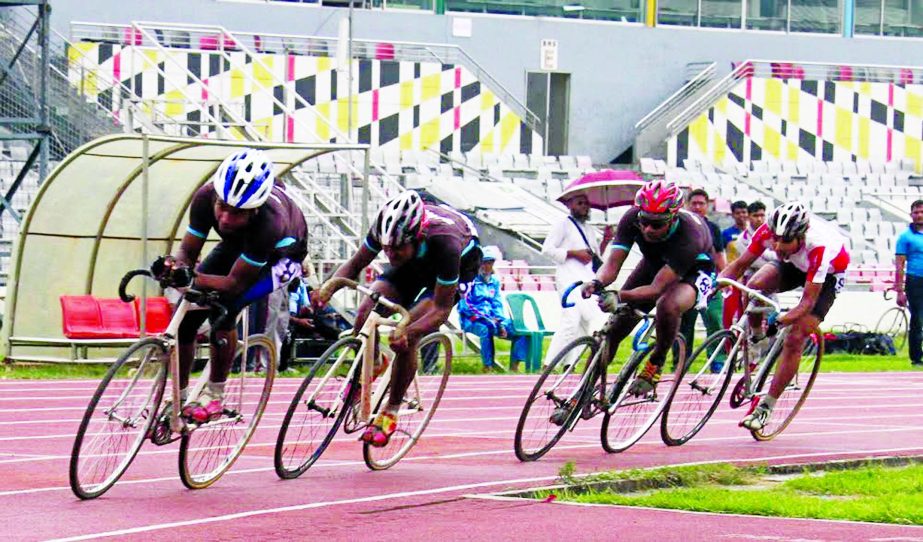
[556,169,645,210]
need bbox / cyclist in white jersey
[720,202,849,430]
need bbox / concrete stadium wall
[41,1,923,162]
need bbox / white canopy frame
[2,134,370,362]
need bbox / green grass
[2,334,919,380]
[547,463,923,526]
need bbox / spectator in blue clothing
[722,200,749,251]
[895,199,923,366]
[458,246,529,372]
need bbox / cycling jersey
[747,219,849,284]
[187,183,308,267]
[737,225,777,269]
[612,207,715,279]
[365,204,479,288]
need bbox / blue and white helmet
[213,149,275,209]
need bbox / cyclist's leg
[745,262,784,333]
[176,243,238,394]
[651,282,697,365]
[601,259,659,364]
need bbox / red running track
[2,372,923,541]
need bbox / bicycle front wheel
[750,331,823,441]
[661,330,736,447]
[876,306,908,352]
[275,337,361,479]
[363,332,452,470]
[601,335,685,453]
[70,338,168,500]
[179,334,276,489]
[514,336,598,462]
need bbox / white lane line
[42,445,923,542]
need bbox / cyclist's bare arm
[619,265,681,305]
[720,249,758,281]
[390,282,455,352]
[779,281,822,325]
[195,258,262,297]
[333,244,378,282]
[175,232,206,268]
[595,247,629,287]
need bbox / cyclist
[159,148,308,423]
[720,202,849,431]
[573,180,716,408]
[314,190,480,447]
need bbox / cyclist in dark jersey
[578,180,716,400]
[314,190,481,446]
[161,148,308,423]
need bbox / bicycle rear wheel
[363,333,452,470]
[274,337,361,479]
[70,338,168,499]
[876,306,908,352]
[514,336,598,462]
[179,334,276,489]
[601,336,685,453]
[750,331,823,441]
[661,330,737,446]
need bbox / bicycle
[274,277,452,477]
[69,265,277,499]
[660,277,823,446]
[876,288,908,351]
[513,281,685,462]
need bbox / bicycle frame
[302,277,416,429]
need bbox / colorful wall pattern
[668,77,923,172]
[67,42,542,155]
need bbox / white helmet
[213,148,275,209]
[375,190,426,246]
[768,202,810,240]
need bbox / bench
[8,296,174,363]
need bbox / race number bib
[833,272,846,294]
[271,258,302,290]
[694,270,716,310]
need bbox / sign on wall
[540,39,558,71]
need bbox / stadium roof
[2,134,367,361]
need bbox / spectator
[458,246,528,372]
[723,201,773,329]
[680,188,726,370]
[279,277,350,371]
[723,200,749,262]
[895,199,923,367]
[541,193,605,367]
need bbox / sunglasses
[638,216,671,229]
[771,233,797,244]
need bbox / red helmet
[634,180,685,216]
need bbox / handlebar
[119,269,154,302]
[716,277,782,313]
[318,277,412,336]
[119,266,230,345]
[561,280,646,319]
[883,287,898,301]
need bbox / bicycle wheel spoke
[364,334,452,470]
[180,335,275,489]
[70,339,167,499]
[514,337,597,462]
[275,337,360,479]
[660,331,734,447]
[752,332,822,440]
[603,336,685,453]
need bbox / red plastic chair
[97,298,141,338]
[60,296,105,339]
[135,297,174,335]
